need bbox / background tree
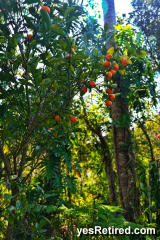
[130,0,160,71]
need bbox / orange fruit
[41,6,50,14]
[106,89,113,94]
[105,72,112,79]
[27,34,33,42]
[109,94,115,101]
[22,72,30,78]
[110,69,116,76]
[89,81,96,88]
[106,54,113,61]
[55,116,60,121]
[121,58,128,66]
[106,101,112,107]
[103,61,111,68]
[70,116,77,123]
[112,64,119,71]
[81,86,87,93]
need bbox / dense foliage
[0,0,159,239]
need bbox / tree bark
[112,80,141,221]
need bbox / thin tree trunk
[99,135,117,204]
[6,185,19,240]
[82,105,117,204]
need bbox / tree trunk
[82,106,117,204]
[112,80,141,221]
[102,0,141,221]
[6,185,19,240]
[99,135,117,204]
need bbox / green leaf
[137,50,147,58]
[20,80,34,87]
[59,39,67,50]
[71,54,88,60]
[48,59,64,64]
[50,24,65,37]
[33,184,44,194]
[4,194,13,199]
[64,7,75,18]
[43,217,51,225]
[41,9,51,30]
[118,63,125,70]
[39,220,46,229]
[40,78,52,85]
[24,16,37,30]
[66,16,78,23]
[16,202,21,209]
[42,21,47,33]
[24,0,40,3]
[104,23,109,31]
[46,205,58,214]
[10,35,17,48]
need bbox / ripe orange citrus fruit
[112,64,119,71]
[103,61,111,68]
[106,54,113,61]
[22,72,30,78]
[105,72,112,79]
[28,34,33,42]
[106,89,113,94]
[121,59,128,66]
[41,6,50,14]
[89,81,96,88]
[81,86,87,93]
[55,116,60,121]
[110,69,116,76]
[109,94,115,101]
[106,101,112,107]
[70,116,77,123]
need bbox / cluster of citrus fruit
[103,54,128,80]
[103,54,128,107]
[81,80,96,93]
[105,89,115,107]
[55,115,77,123]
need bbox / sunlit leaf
[107,47,114,55]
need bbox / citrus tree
[0,0,120,238]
